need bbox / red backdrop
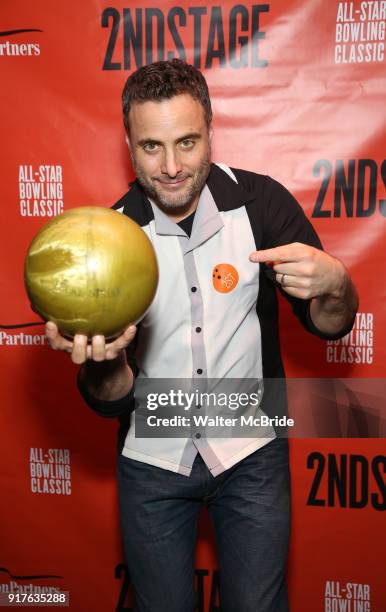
[1,1,385,610]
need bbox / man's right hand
[45,321,137,364]
[45,322,137,401]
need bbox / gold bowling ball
[24,206,158,339]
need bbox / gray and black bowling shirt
[79,163,354,476]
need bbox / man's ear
[209,127,213,143]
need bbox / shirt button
[191,286,197,292]
[195,433,201,439]
[195,327,201,333]
[197,369,203,375]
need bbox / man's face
[127,93,211,219]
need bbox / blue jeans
[117,438,290,612]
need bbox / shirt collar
[149,184,224,252]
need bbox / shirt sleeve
[77,371,135,418]
[261,176,355,340]
[76,328,139,418]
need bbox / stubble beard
[131,151,211,215]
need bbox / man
[46,59,358,611]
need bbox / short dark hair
[122,59,212,134]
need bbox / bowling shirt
[78,163,355,476]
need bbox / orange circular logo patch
[212,263,239,293]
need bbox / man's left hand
[249,242,347,300]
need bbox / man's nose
[161,148,182,177]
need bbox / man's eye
[180,139,194,149]
[143,143,158,152]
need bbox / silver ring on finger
[280,273,287,288]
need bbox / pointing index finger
[249,245,301,264]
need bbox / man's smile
[156,176,190,187]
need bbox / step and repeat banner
[1,0,385,610]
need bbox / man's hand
[45,321,137,401]
[249,242,359,336]
[45,321,137,365]
[249,242,346,300]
